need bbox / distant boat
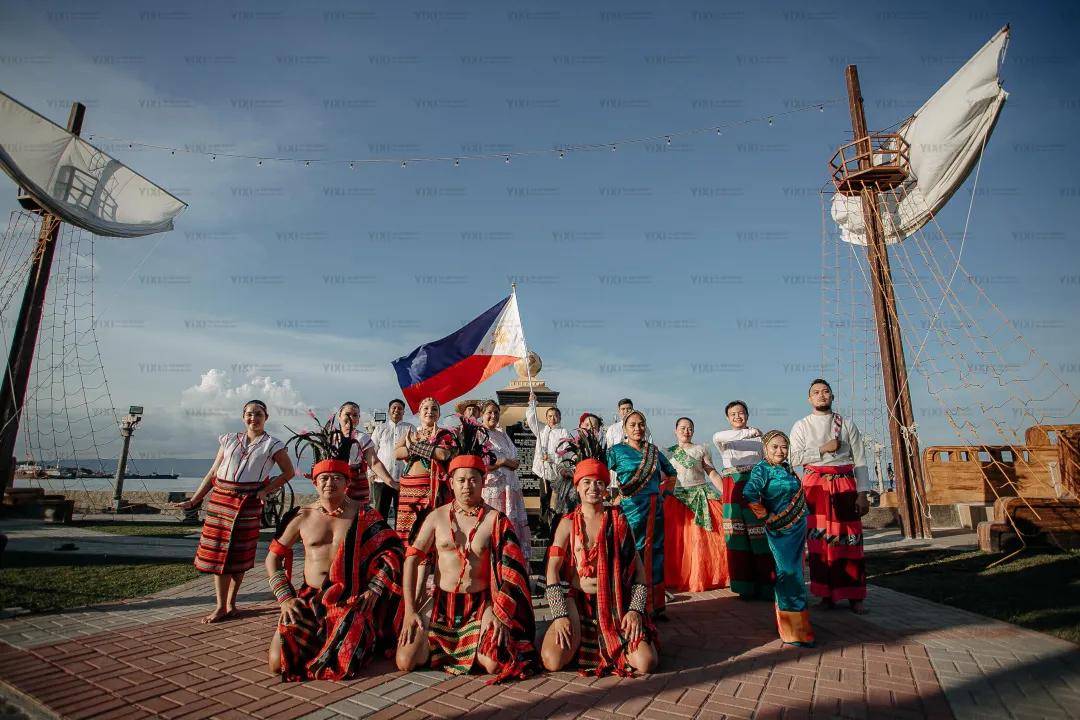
[14,462,44,478]
[124,472,180,480]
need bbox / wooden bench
[978,497,1080,552]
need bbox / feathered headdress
[555,428,607,485]
[448,415,497,469]
[557,426,604,464]
[284,409,355,477]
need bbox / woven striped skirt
[721,470,776,599]
[396,472,433,542]
[428,589,489,675]
[804,465,866,602]
[570,588,602,672]
[194,480,263,575]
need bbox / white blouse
[664,443,713,488]
[712,428,764,471]
[216,432,285,486]
[485,427,519,484]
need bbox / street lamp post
[113,406,143,513]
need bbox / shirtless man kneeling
[541,457,659,676]
[395,453,537,682]
[267,458,403,680]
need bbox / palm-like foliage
[450,414,497,467]
[284,409,353,472]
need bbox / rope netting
[820,176,1079,546]
[0,209,153,513]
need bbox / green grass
[74,520,203,538]
[867,547,1080,644]
[0,551,199,614]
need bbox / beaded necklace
[449,500,485,589]
[572,508,601,578]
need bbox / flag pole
[511,283,536,390]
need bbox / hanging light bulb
[558,150,565,159]
[349,162,354,169]
[715,127,721,136]
[128,143,133,149]
[504,155,511,164]
[666,136,672,145]
[454,158,460,167]
[610,144,616,152]
[401,160,407,168]
[257,160,263,166]
[304,161,310,167]
[768,117,773,126]
[818,104,824,112]
[211,155,216,161]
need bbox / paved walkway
[1,522,1077,719]
[1,519,202,560]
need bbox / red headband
[308,458,352,483]
[573,458,608,485]
[448,454,487,474]
[579,412,600,426]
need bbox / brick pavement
[0,568,1077,718]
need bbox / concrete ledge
[862,505,898,529]
[929,504,961,529]
[956,502,993,529]
[0,678,62,720]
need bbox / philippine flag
[391,294,528,413]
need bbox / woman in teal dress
[743,430,815,647]
[606,410,677,616]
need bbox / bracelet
[629,582,648,615]
[269,569,297,604]
[367,577,386,598]
[545,582,569,620]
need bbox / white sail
[831,26,1009,245]
[0,91,186,238]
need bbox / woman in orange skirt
[662,417,728,592]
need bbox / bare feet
[227,604,239,617]
[202,607,230,624]
[849,600,866,615]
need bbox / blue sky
[0,0,1077,458]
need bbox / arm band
[405,545,427,560]
[269,568,297,604]
[629,582,648,615]
[547,544,567,559]
[268,539,289,557]
[545,582,569,620]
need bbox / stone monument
[497,352,559,558]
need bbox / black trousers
[370,481,398,522]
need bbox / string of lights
[85,99,838,168]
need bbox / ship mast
[0,101,85,496]
[832,68,932,539]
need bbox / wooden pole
[844,67,931,539]
[0,102,85,497]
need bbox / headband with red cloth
[308,458,352,482]
[448,454,487,474]
[578,412,600,426]
[573,458,608,484]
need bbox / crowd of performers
[182,378,872,682]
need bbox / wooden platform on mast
[830,132,910,195]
